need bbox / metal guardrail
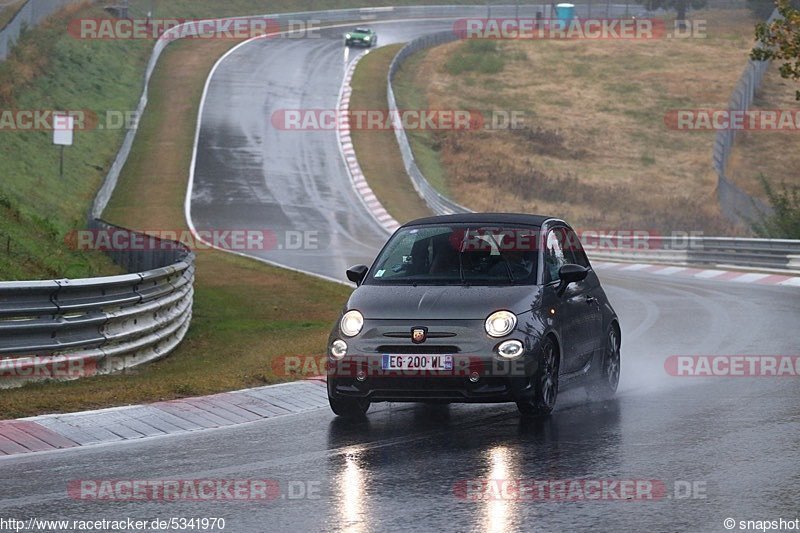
[712,8,780,226]
[388,30,471,216]
[0,221,195,389]
[586,236,800,271]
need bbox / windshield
[366,224,539,285]
[354,28,371,33]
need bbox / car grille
[375,345,460,354]
[334,376,512,400]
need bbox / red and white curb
[593,261,800,287]
[337,52,401,235]
[0,379,327,458]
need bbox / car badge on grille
[411,327,428,344]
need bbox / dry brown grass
[398,9,764,233]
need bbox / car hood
[347,284,541,320]
[348,31,371,38]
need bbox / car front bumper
[327,318,544,403]
[327,353,538,403]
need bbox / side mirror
[557,264,588,296]
[346,265,369,286]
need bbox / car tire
[345,40,351,47]
[589,325,621,400]
[329,395,370,418]
[516,337,559,417]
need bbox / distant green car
[345,27,377,48]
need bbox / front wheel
[589,325,621,400]
[517,337,559,417]
[329,395,370,418]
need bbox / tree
[636,0,707,27]
[751,0,800,100]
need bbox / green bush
[751,175,800,238]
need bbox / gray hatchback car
[327,213,621,417]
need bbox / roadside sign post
[53,113,74,180]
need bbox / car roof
[401,212,558,228]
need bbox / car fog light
[497,340,524,359]
[469,371,480,383]
[330,339,347,359]
[485,310,517,337]
[356,370,367,382]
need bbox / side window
[563,229,591,268]
[544,229,567,283]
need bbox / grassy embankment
[0,3,149,279]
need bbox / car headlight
[340,310,364,337]
[345,33,351,39]
[364,35,371,40]
[485,310,517,338]
[330,339,347,359]
[497,340,524,359]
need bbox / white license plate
[381,354,453,371]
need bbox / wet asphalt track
[189,21,465,281]
[2,18,799,533]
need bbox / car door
[562,227,604,364]
[543,226,597,374]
